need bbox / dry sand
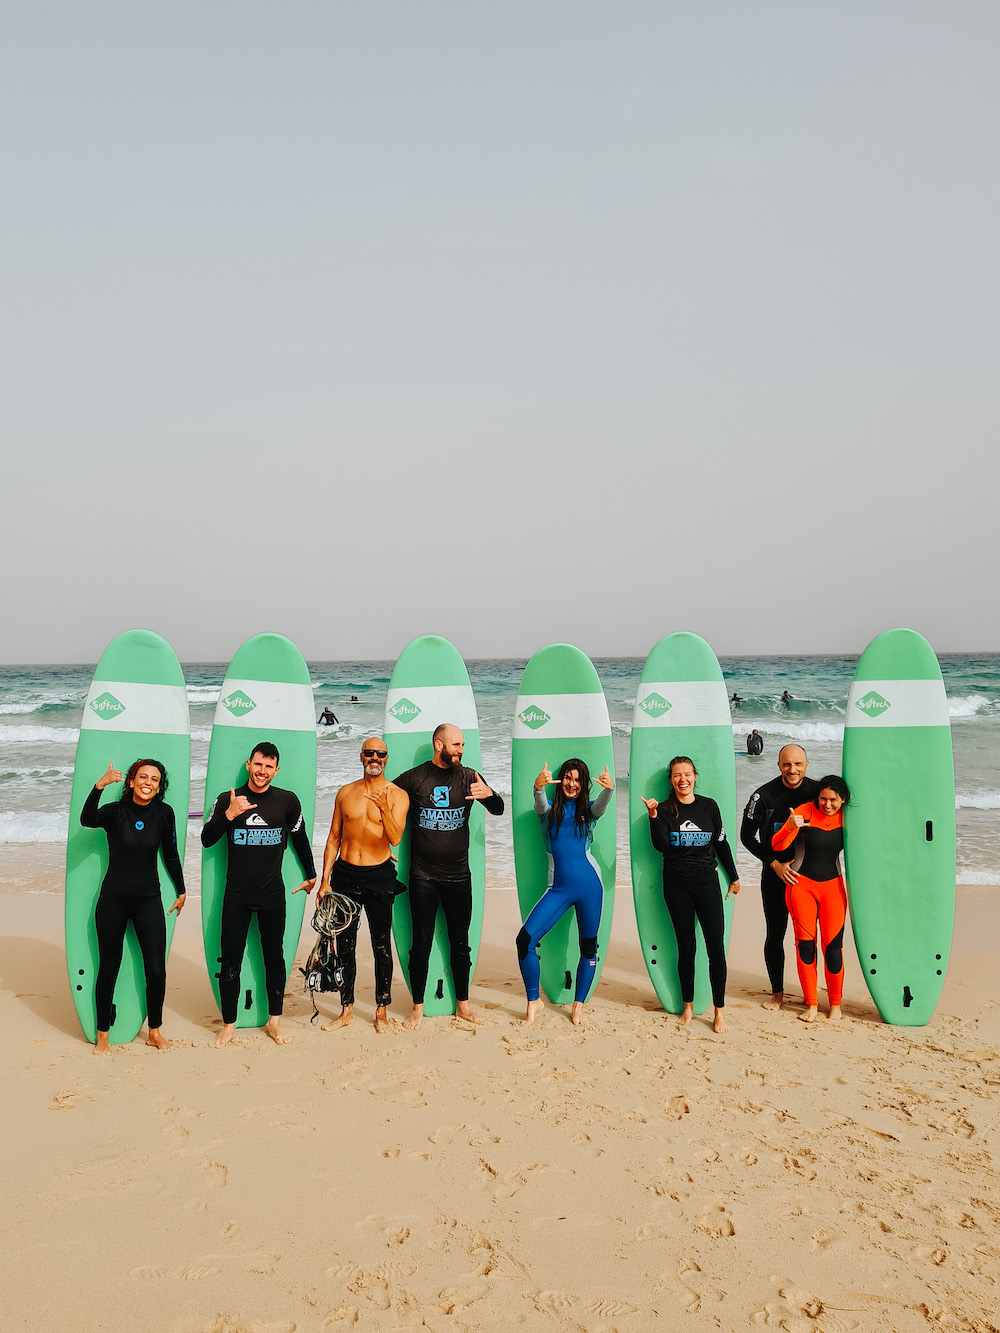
[2,854,999,1333]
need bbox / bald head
[432,723,465,769]
[360,735,388,777]
[777,744,808,788]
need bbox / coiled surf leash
[300,891,360,1023]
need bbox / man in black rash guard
[393,723,504,1030]
[201,742,316,1047]
[739,743,820,1010]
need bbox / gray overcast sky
[2,2,997,663]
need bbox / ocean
[2,654,997,890]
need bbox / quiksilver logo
[518,705,550,730]
[90,692,125,720]
[223,689,257,716]
[855,690,891,718]
[639,692,672,716]
[389,698,421,723]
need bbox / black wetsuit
[739,775,821,994]
[201,784,315,1023]
[80,786,186,1032]
[746,732,764,755]
[649,793,738,1009]
[392,761,504,1005]
[327,858,398,1007]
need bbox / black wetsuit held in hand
[393,762,505,1004]
[80,785,186,1032]
[739,775,821,994]
[649,794,738,1009]
[201,784,316,1023]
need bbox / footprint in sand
[696,1206,735,1238]
[200,1159,228,1187]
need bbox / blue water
[2,654,997,887]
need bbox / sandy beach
[3,852,999,1333]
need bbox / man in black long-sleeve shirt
[393,723,504,1030]
[201,741,316,1046]
[739,744,820,1010]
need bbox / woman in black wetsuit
[643,756,740,1034]
[80,758,186,1053]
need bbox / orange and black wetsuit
[772,803,846,1008]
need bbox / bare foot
[322,1005,354,1032]
[570,1002,585,1027]
[94,1030,111,1056]
[680,1002,694,1026]
[211,1023,236,1048]
[263,1017,292,1045]
[374,1006,393,1033]
[146,1028,171,1051]
[402,1005,424,1031]
[456,1001,483,1025]
[713,1007,727,1034]
[523,998,543,1025]
[827,1005,843,1022]
[761,992,784,1010]
[798,1006,819,1024]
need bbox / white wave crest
[956,789,1000,810]
[190,727,212,743]
[0,703,40,716]
[0,724,80,744]
[0,809,69,843]
[186,687,220,704]
[732,720,843,744]
[948,694,994,719]
[957,869,1000,886]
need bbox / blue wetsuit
[517,786,612,1004]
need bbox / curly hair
[120,758,168,804]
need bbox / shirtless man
[314,737,409,1033]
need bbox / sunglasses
[362,748,388,759]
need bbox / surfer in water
[731,692,745,706]
[318,707,339,726]
[517,758,615,1027]
[202,742,316,1047]
[643,757,740,1034]
[746,730,764,755]
[393,723,505,1030]
[771,776,850,1023]
[80,759,186,1054]
[740,744,821,1010]
[314,737,408,1033]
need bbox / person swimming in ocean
[318,707,338,726]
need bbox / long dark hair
[664,755,698,819]
[120,758,168,804]
[547,758,594,839]
[815,774,851,806]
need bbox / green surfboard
[384,634,485,1017]
[65,629,190,1043]
[629,632,737,1014]
[843,628,956,1026]
[512,644,615,1005]
[201,633,316,1028]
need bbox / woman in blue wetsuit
[517,757,614,1027]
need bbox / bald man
[740,743,821,1009]
[315,737,408,1033]
[393,723,505,1029]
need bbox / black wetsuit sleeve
[287,795,316,879]
[476,773,504,815]
[201,792,229,848]
[80,784,112,829]
[159,805,187,896]
[648,809,671,856]
[711,802,739,884]
[739,791,768,862]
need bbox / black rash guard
[201,783,315,909]
[649,793,739,885]
[81,786,186,898]
[740,775,821,868]
[393,762,504,882]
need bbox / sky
[2,2,997,664]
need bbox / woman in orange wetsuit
[771,775,850,1024]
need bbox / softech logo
[855,690,891,718]
[518,704,550,730]
[639,692,672,717]
[90,691,125,720]
[223,689,257,716]
[389,698,421,724]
